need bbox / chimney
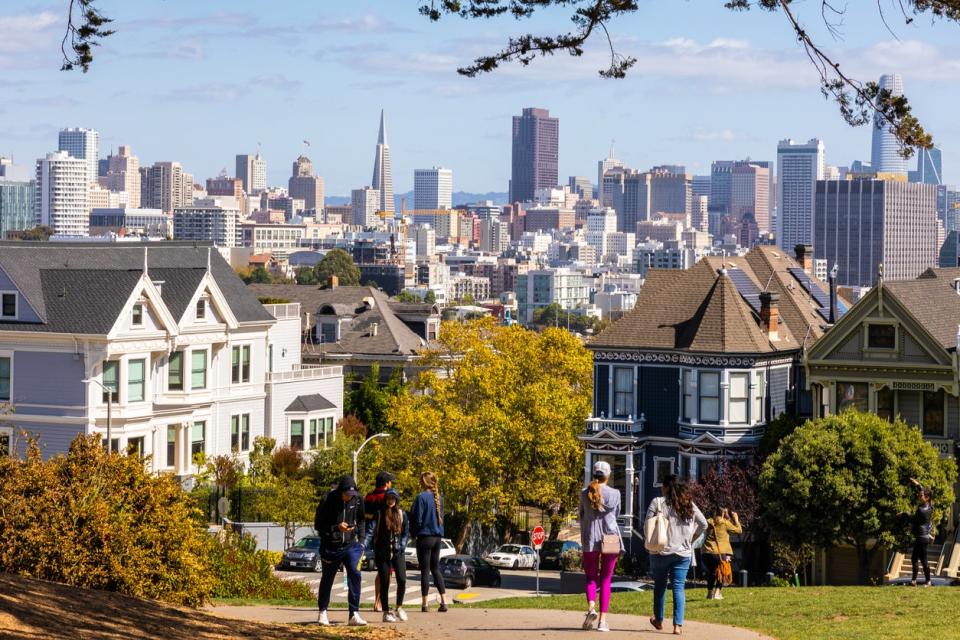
[759,291,780,341]
[794,244,814,275]
[370,322,379,337]
[330,274,339,289]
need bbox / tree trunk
[855,542,878,585]
[455,515,472,552]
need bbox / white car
[404,538,457,568]
[486,544,538,569]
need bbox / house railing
[585,415,644,434]
[263,303,300,320]
[267,364,342,383]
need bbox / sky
[2,0,959,193]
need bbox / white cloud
[313,14,411,34]
[0,11,59,53]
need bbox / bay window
[191,350,207,390]
[127,359,145,403]
[190,422,206,458]
[682,370,696,421]
[168,352,184,391]
[103,361,119,402]
[291,420,304,450]
[877,387,894,422]
[922,389,945,436]
[699,371,720,423]
[728,372,749,424]
[0,356,10,402]
[752,370,766,424]
[166,426,176,467]
[613,367,634,418]
[231,345,251,384]
[837,382,868,413]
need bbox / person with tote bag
[579,460,623,633]
[645,474,707,636]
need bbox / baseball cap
[375,471,395,487]
[337,475,360,497]
[593,461,612,478]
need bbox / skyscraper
[0,179,35,237]
[649,168,692,219]
[58,127,99,184]
[731,163,770,234]
[871,74,908,175]
[288,156,324,213]
[568,176,592,200]
[102,145,141,208]
[414,167,453,210]
[35,151,89,236]
[909,147,942,185]
[140,161,193,215]
[621,171,651,233]
[236,153,267,194]
[352,187,381,227]
[511,107,558,203]
[776,138,825,252]
[598,142,624,200]
[371,110,394,214]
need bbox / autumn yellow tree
[382,318,592,548]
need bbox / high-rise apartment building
[411,210,460,241]
[288,156,324,213]
[410,224,437,260]
[814,178,937,287]
[649,168,692,219]
[0,157,12,178]
[101,145,141,208]
[0,179,35,237]
[871,74,908,176]
[602,166,628,214]
[371,110,394,214]
[510,107,558,203]
[58,127,99,184]
[691,195,709,233]
[236,153,267,194]
[140,161,193,214]
[351,187,381,227]
[776,138,825,252]
[173,197,241,247]
[691,175,711,200]
[731,163,770,234]
[620,170,651,233]
[414,167,453,210]
[35,151,89,236]
[598,143,623,201]
[909,147,942,185]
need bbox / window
[1,293,16,318]
[190,422,205,458]
[232,345,251,383]
[191,350,207,390]
[320,323,337,344]
[837,382,868,413]
[127,436,145,458]
[699,371,720,423]
[290,420,304,450]
[613,367,634,418]
[309,419,318,449]
[325,416,334,447]
[867,324,896,350]
[0,357,10,402]
[654,457,675,486]
[105,438,120,453]
[132,303,144,326]
[922,389,945,436]
[268,344,274,373]
[682,370,696,421]
[196,298,206,320]
[127,359,146,403]
[103,361,119,403]
[231,414,251,452]
[166,426,177,467]
[168,352,184,391]
[753,370,766,423]
[728,372,749,424]
[231,415,240,452]
[680,455,692,479]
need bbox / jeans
[651,553,692,626]
[911,539,931,583]
[416,535,446,596]
[376,551,407,608]
[583,551,618,613]
[316,542,364,615]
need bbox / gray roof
[884,267,960,349]
[286,394,337,413]
[0,242,273,334]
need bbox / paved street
[275,565,561,605]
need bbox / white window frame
[126,358,147,404]
[190,421,206,459]
[131,302,144,327]
[0,291,18,320]
[165,425,177,469]
[752,369,766,425]
[699,371,721,424]
[289,417,305,450]
[190,348,209,391]
[0,351,12,404]
[681,369,696,422]
[196,297,207,321]
[652,456,675,487]
[231,344,251,384]
[613,366,634,418]
[231,413,251,452]
[863,321,898,352]
[728,371,750,425]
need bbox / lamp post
[82,377,115,451]
[352,432,390,480]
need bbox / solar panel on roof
[788,266,847,320]
[725,268,762,314]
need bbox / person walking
[364,471,394,612]
[908,477,934,586]
[410,471,448,612]
[579,460,622,633]
[373,488,409,622]
[702,507,741,600]
[646,475,707,636]
[314,475,367,627]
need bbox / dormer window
[196,298,207,320]
[132,303,144,326]
[1,293,17,319]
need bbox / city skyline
[2,1,959,193]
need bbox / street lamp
[82,377,116,451]
[352,432,390,480]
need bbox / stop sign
[531,525,546,549]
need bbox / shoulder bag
[644,497,669,553]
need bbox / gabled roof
[286,394,337,413]
[0,242,273,334]
[884,267,960,350]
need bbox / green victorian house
[805,266,960,583]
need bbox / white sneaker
[715,591,724,600]
[583,609,599,630]
[317,610,330,626]
[383,612,397,623]
[395,607,408,622]
[348,613,368,627]
[597,620,610,632]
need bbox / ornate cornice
[594,350,795,368]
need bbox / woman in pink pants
[578,460,623,632]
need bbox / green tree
[18,226,55,242]
[253,477,317,548]
[308,433,362,492]
[395,290,420,303]
[381,318,592,549]
[247,436,276,483]
[424,290,437,305]
[315,248,360,287]
[295,266,319,285]
[346,364,408,434]
[759,410,957,584]
[247,266,273,284]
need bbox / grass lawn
[212,596,317,607]
[471,586,960,640]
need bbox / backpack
[644,497,670,553]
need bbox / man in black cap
[314,475,367,627]
[363,471,394,612]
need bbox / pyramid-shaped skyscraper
[371,110,394,214]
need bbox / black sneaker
[438,603,448,613]
[421,605,429,613]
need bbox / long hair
[384,497,402,535]
[663,474,694,521]
[588,471,606,511]
[421,471,443,525]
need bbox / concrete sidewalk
[208,604,775,639]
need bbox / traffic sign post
[531,526,546,596]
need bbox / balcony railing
[585,414,645,434]
[267,363,342,383]
[678,423,763,444]
[263,303,300,320]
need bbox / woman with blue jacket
[410,471,448,612]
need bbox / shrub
[769,576,792,588]
[270,446,303,479]
[207,531,311,600]
[337,414,368,439]
[561,548,582,572]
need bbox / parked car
[361,546,377,571]
[404,538,457,568]
[440,555,502,589]
[538,540,581,570]
[486,544,538,569]
[610,581,654,593]
[277,536,323,572]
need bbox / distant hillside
[325,191,509,208]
